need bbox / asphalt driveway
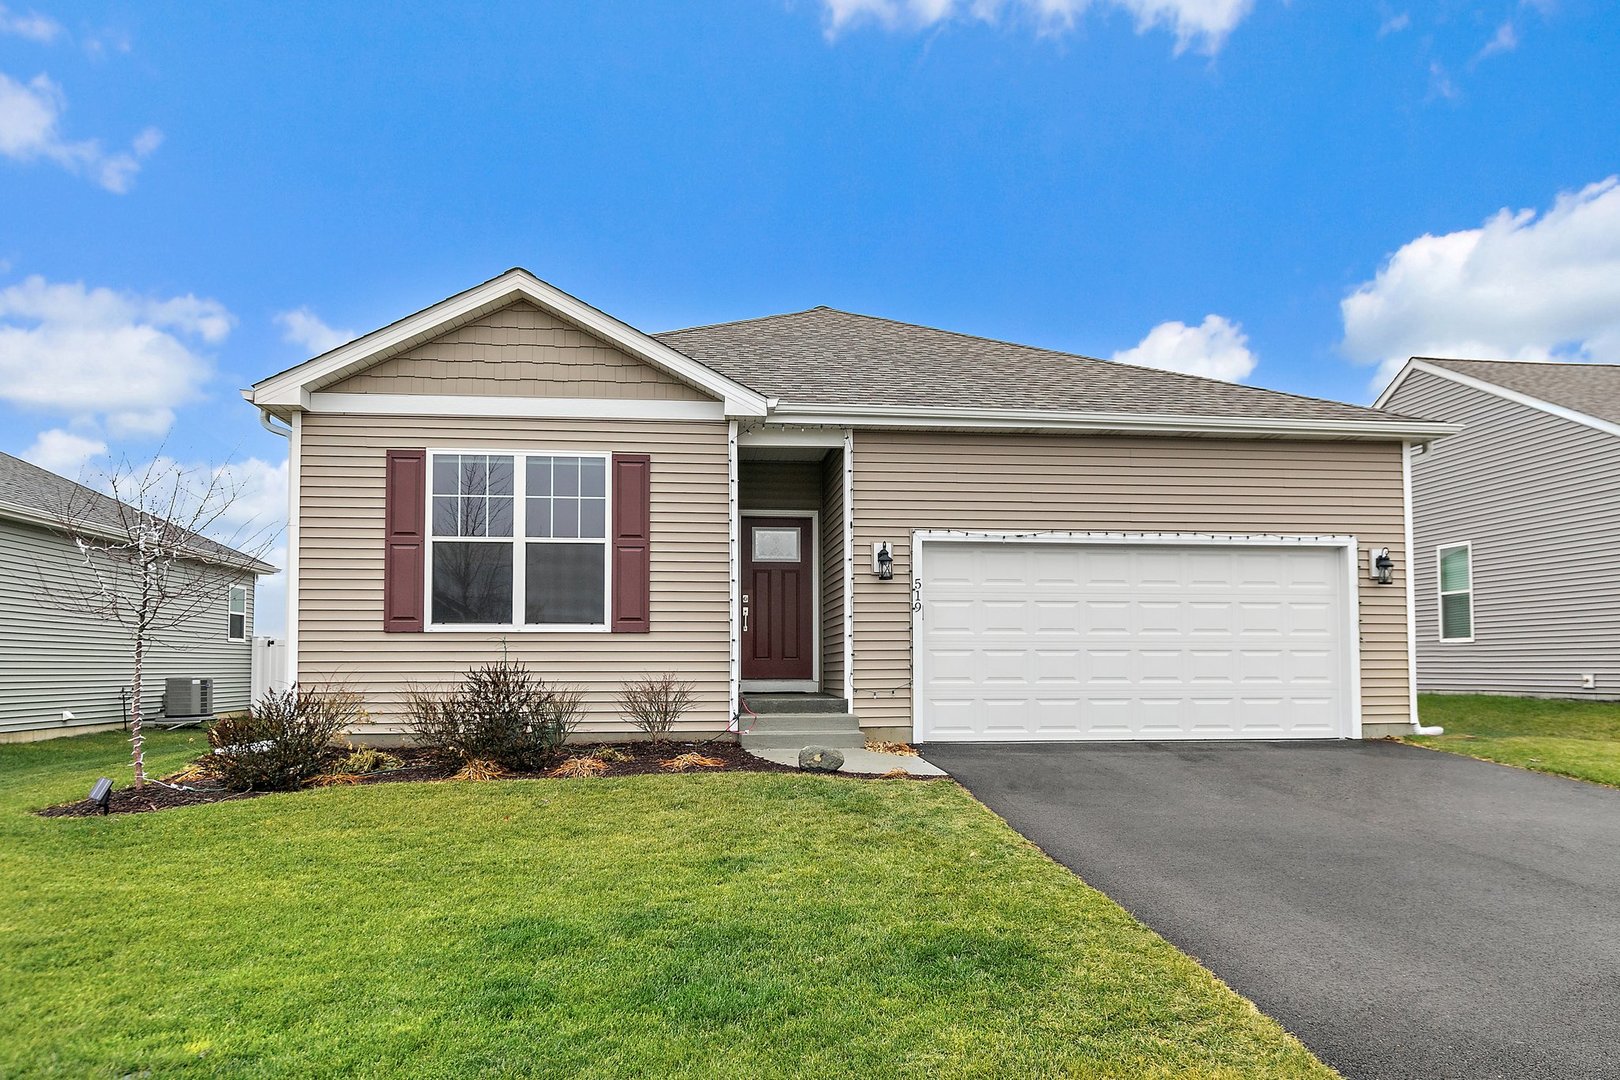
[921,740,1620,1080]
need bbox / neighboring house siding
[323,300,709,401]
[849,431,1412,735]
[1386,369,1620,698]
[0,516,253,738]
[296,413,732,737]
[820,450,846,697]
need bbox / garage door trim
[910,531,1363,742]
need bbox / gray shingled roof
[656,306,1411,423]
[1421,357,1620,426]
[0,451,276,573]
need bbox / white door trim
[740,509,820,694]
[909,531,1363,743]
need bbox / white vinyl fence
[250,636,290,706]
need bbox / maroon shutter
[611,453,651,633]
[383,449,426,632]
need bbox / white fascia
[764,402,1459,443]
[1378,359,1620,441]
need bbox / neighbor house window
[1438,543,1473,642]
[227,584,247,643]
[429,451,608,628]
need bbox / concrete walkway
[747,746,946,776]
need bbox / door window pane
[432,542,514,624]
[525,543,605,625]
[752,526,800,562]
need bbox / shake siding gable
[298,414,730,737]
[848,431,1412,735]
[322,300,710,401]
[1386,369,1620,698]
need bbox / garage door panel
[918,541,1350,742]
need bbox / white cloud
[0,4,60,42]
[1111,314,1258,382]
[821,0,1255,55]
[1474,20,1518,63]
[274,306,356,355]
[22,428,107,475]
[1377,12,1410,37]
[0,274,233,434]
[1342,176,1620,388]
[0,70,161,192]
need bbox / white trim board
[250,268,769,417]
[908,531,1364,744]
[1377,359,1620,441]
[740,509,820,691]
[308,393,726,422]
[765,403,1457,443]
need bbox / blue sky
[3,0,1619,632]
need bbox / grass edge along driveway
[1406,693,1620,788]
[1,729,1332,1079]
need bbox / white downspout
[727,420,740,730]
[1405,440,1443,735]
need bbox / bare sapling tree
[46,454,277,788]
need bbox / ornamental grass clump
[550,756,608,779]
[208,686,362,792]
[340,747,403,774]
[408,660,584,771]
[660,752,724,772]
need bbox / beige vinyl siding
[820,449,847,697]
[739,460,822,510]
[0,515,254,737]
[297,413,731,737]
[324,300,710,402]
[850,431,1412,735]
[1387,370,1620,698]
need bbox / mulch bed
[37,740,815,818]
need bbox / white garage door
[916,541,1353,741]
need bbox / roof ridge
[797,308,1430,422]
[1421,356,1620,369]
[654,306,830,338]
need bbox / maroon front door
[743,516,815,682]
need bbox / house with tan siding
[1378,357,1620,699]
[248,268,1455,746]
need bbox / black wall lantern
[873,541,894,581]
[1370,547,1395,586]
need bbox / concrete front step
[739,712,865,750]
[743,693,850,715]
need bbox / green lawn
[1407,694,1620,787]
[0,731,1332,1079]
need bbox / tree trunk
[131,632,146,789]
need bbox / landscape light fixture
[89,777,113,816]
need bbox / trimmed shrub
[208,686,362,791]
[617,672,696,744]
[408,660,585,771]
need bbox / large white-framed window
[427,450,610,631]
[226,584,247,643]
[1437,541,1473,642]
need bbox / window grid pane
[1439,547,1470,592]
[1441,593,1472,639]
